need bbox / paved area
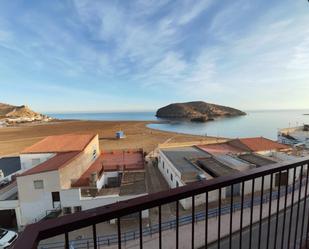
[145,160,173,225]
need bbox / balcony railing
[14,157,309,249]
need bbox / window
[167,169,169,174]
[176,181,179,187]
[33,180,44,189]
[63,207,72,215]
[92,149,97,160]
[52,192,60,202]
[74,206,82,213]
[170,173,173,182]
[162,161,165,169]
[31,158,40,166]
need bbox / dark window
[63,207,72,215]
[74,206,82,213]
[93,149,97,160]
[52,192,60,202]
[163,161,165,169]
[176,181,179,187]
[170,174,173,182]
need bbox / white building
[0,134,147,230]
[158,137,300,209]
[278,125,309,148]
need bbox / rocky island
[156,101,246,122]
[0,103,52,127]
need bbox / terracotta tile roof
[22,134,96,154]
[233,137,291,152]
[72,150,144,187]
[19,151,81,176]
[198,143,245,154]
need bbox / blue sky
[0,0,308,112]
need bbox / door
[51,192,60,208]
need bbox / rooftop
[80,172,146,197]
[21,134,96,154]
[160,146,209,175]
[230,137,291,152]
[198,143,245,154]
[72,150,144,188]
[119,171,146,196]
[238,153,277,167]
[197,157,238,177]
[214,154,253,170]
[101,150,144,171]
[19,151,81,176]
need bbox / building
[158,137,298,209]
[278,124,309,148]
[0,134,147,230]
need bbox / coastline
[0,120,227,157]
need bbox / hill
[0,103,51,126]
[156,101,246,122]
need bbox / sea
[48,110,309,140]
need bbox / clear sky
[0,0,308,112]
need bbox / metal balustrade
[13,157,309,249]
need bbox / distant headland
[0,103,52,126]
[156,101,246,122]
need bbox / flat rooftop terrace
[160,146,209,174]
[119,171,146,196]
[72,150,144,188]
[80,171,146,197]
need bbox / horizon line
[43,108,309,114]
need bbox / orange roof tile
[22,134,96,154]
[236,137,291,152]
[19,151,81,176]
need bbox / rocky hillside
[0,103,51,126]
[156,101,246,122]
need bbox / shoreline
[0,120,227,157]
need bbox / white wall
[158,151,183,189]
[158,150,224,209]
[20,153,55,171]
[60,188,149,216]
[96,172,119,189]
[17,170,61,226]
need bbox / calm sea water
[48,110,309,140]
[48,112,157,121]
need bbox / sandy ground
[0,120,226,156]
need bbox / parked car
[0,228,18,249]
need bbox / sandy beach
[0,120,226,156]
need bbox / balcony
[13,157,309,249]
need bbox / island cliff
[156,101,246,122]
